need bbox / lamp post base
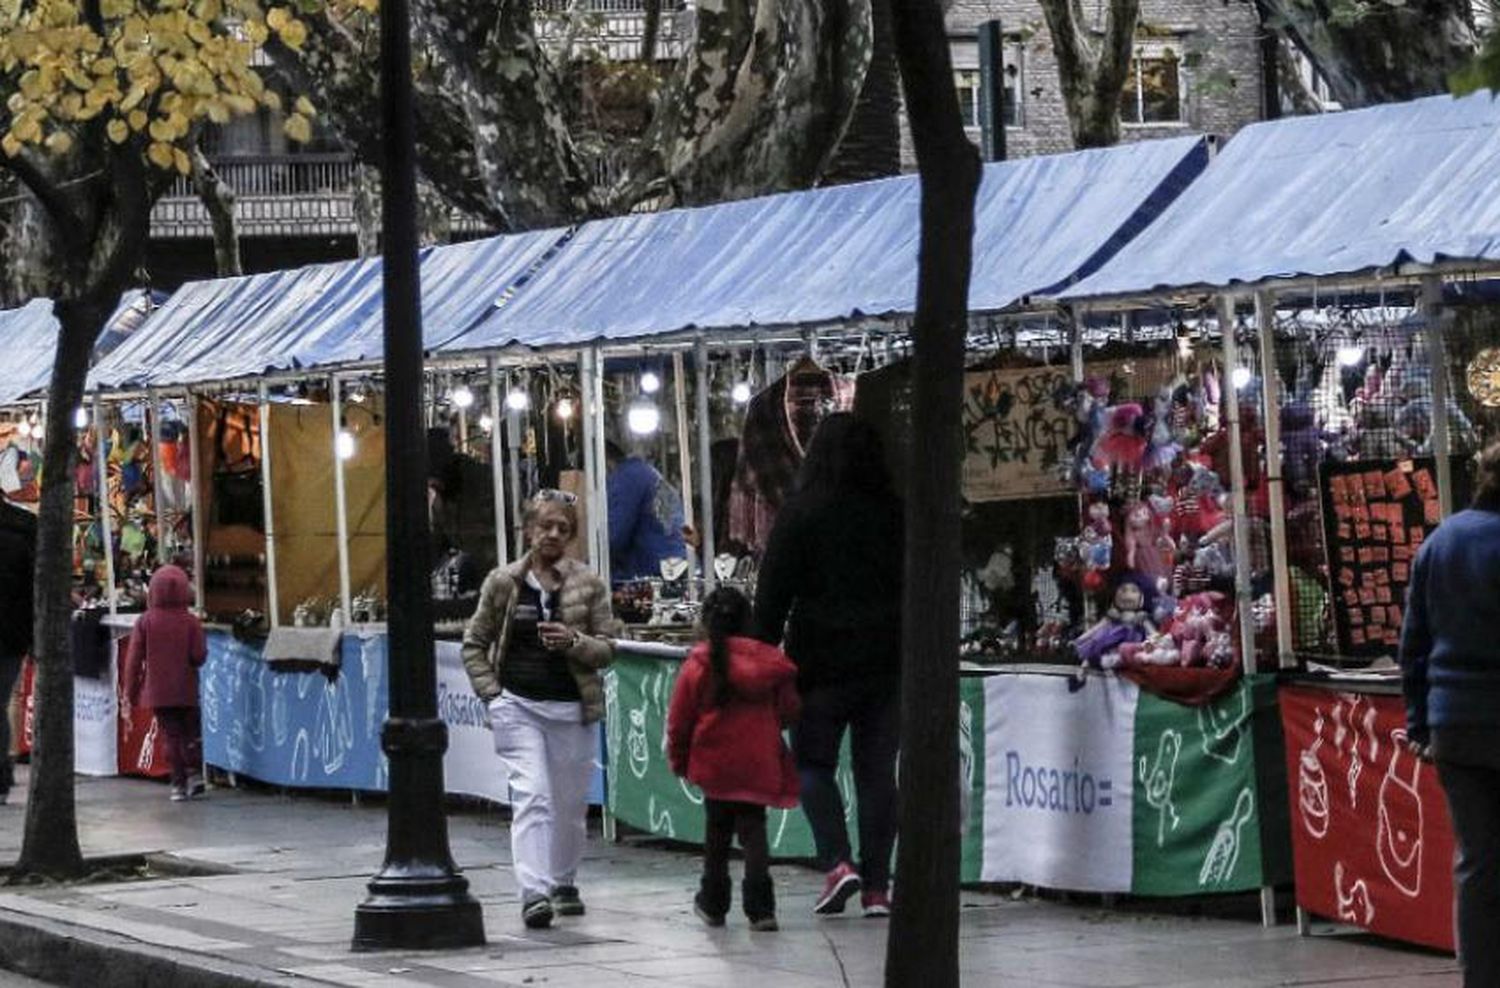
[353,873,485,951]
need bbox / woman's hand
[538,621,578,652]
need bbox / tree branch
[0,151,86,242]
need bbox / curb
[0,906,305,988]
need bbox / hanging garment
[727,366,854,557]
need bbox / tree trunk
[1036,0,1140,149]
[352,165,381,258]
[884,0,980,982]
[190,148,243,277]
[641,0,663,64]
[13,295,106,882]
[1260,0,1475,108]
[823,0,901,184]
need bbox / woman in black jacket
[755,413,903,918]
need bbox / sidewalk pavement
[0,768,1462,988]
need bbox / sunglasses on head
[534,489,578,505]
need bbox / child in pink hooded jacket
[126,565,207,801]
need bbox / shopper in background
[0,490,36,806]
[462,490,618,930]
[1400,440,1500,988]
[668,587,800,932]
[754,413,904,918]
[125,564,207,801]
[605,440,686,583]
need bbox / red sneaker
[861,890,891,918]
[814,862,861,915]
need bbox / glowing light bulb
[556,397,576,421]
[479,414,494,432]
[74,407,89,429]
[17,421,32,439]
[640,371,661,395]
[1337,346,1365,368]
[731,382,752,405]
[1232,367,1253,390]
[348,388,367,404]
[506,390,530,412]
[451,386,475,409]
[627,401,661,436]
[336,431,356,460]
[30,422,44,441]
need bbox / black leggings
[703,799,769,883]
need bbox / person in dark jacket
[606,441,686,583]
[754,413,903,919]
[126,565,208,801]
[0,493,36,805]
[668,587,800,931]
[1400,440,1500,988]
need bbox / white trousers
[489,693,596,901]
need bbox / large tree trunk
[1259,0,1475,108]
[641,0,663,64]
[190,148,243,277]
[822,0,900,184]
[884,0,980,982]
[1037,0,1140,148]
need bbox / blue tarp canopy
[0,299,59,405]
[89,229,566,390]
[1061,93,1500,304]
[437,136,1209,354]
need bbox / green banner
[1130,676,1279,896]
[605,654,987,876]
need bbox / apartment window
[954,45,1023,131]
[1120,44,1185,125]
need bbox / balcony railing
[150,152,490,241]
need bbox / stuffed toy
[1068,376,1111,482]
[1075,578,1156,669]
[1093,403,1149,472]
[1167,591,1235,668]
[1079,501,1113,594]
[1144,386,1181,471]
[1171,464,1227,540]
[1123,499,1173,585]
[1280,400,1324,496]
[1118,631,1181,667]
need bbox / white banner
[982,674,1138,891]
[435,640,509,805]
[73,654,120,777]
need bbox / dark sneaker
[693,891,726,928]
[862,890,891,918]
[522,896,554,930]
[748,915,779,932]
[169,785,188,802]
[187,774,206,798]
[552,885,585,917]
[813,861,861,915]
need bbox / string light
[74,407,88,429]
[479,414,494,432]
[30,421,44,441]
[336,431,357,461]
[16,421,31,439]
[627,399,661,436]
[451,386,475,409]
[506,389,530,411]
[731,382,752,405]
[640,371,661,395]
[555,396,576,421]
[1232,367,1253,390]
[1337,345,1365,367]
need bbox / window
[954,44,1023,132]
[1120,45,1185,125]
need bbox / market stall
[1056,90,1500,949]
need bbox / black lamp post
[351,0,485,950]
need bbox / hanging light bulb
[640,370,661,395]
[479,414,495,433]
[506,389,530,412]
[348,387,367,405]
[1231,367,1253,390]
[31,421,44,441]
[74,407,89,429]
[336,430,357,461]
[1337,345,1365,368]
[627,399,661,436]
[555,396,576,421]
[17,421,32,439]
[731,382,753,405]
[451,385,475,410]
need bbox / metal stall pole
[1255,292,1295,670]
[579,349,605,575]
[1217,295,1257,675]
[1422,276,1455,519]
[258,381,281,628]
[148,388,170,565]
[589,346,612,582]
[94,395,118,617]
[185,391,207,609]
[331,375,353,623]
[505,370,525,555]
[672,351,696,533]
[487,357,510,567]
[694,339,717,591]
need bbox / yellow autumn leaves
[1,0,320,172]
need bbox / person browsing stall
[461,490,619,930]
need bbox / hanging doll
[1092,403,1150,473]
[1068,376,1111,486]
[1079,500,1113,595]
[1167,591,1236,668]
[1143,385,1181,471]
[1074,577,1156,669]
[1122,499,1173,587]
[1171,463,1227,541]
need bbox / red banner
[116,634,170,779]
[1279,685,1455,951]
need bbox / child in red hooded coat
[126,564,207,801]
[668,587,800,931]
